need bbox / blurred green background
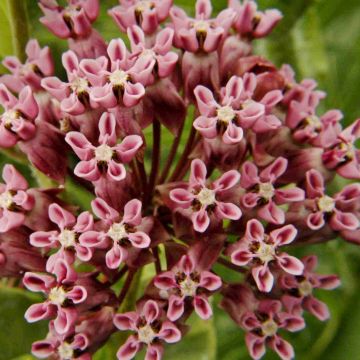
[0,0,360,359]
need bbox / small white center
[256,243,275,263]
[2,110,18,127]
[305,115,322,129]
[179,277,198,297]
[48,286,67,306]
[58,229,76,248]
[70,77,88,94]
[217,106,236,123]
[0,191,13,209]
[57,342,74,360]
[107,223,127,242]
[197,188,216,207]
[261,318,278,337]
[194,20,209,32]
[95,144,113,162]
[299,279,313,297]
[109,70,129,86]
[317,195,335,213]
[136,1,155,12]
[258,182,275,200]
[339,141,355,160]
[138,324,156,344]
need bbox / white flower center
[179,277,198,297]
[217,106,236,123]
[317,195,335,213]
[197,188,216,207]
[258,182,275,200]
[59,229,76,248]
[57,342,74,360]
[305,115,322,129]
[136,1,155,12]
[109,70,129,86]
[339,141,355,160]
[2,109,18,127]
[48,286,67,306]
[70,77,88,94]
[194,20,209,32]
[138,324,156,344]
[256,243,275,263]
[299,279,313,297]
[107,223,128,242]
[95,144,113,162]
[0,191,14,209]
[261,318,278,337]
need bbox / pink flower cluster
[0,1,358,359]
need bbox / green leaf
[0,287,47,360]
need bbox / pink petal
[29,230,58,247]
[108,161,127,181]
[189,159,207,187]
[303,297,330,321]
[330,211,359,231]
[66,285,87,304]
[215,202,242,220]
[191,209,210,233]
[74,159,100,182]
[245,219,264,242]
[65,131,94,161]
[79,231,106,248]
[48,203,75,229]
[252,264,274,292]
[99,112,117,145]
[106,244,126,269]
[194,295,213,319]
[169,188,194,208]
[24,303,52,323]
[41,77,69,101]
[223,76,244,106]
[258,202,285,224]
[53,258,77,284]
[199,271,222,291]
[307,212,325,230]
[54,307,77,335]
[158,321,181,343]
[167,295,185,321]
[193,116,217,139]
[154,271,177,290]
[196,0,212,19]
[116,336,140,360]
[23,272,55,292]
[145,344,163,360]
[245,333,266,360]
[74,211,94,232]
[143,300,160,323]
[123,198,143,225]
[240,161,259,188]
[260,157,288,182]
[123,82,146,107]
[114,312,138,331]
[128,231,151,248]
[91,197,119,222]
[222,122,244,144]
[275,187,305,204]
[306,169,325,198]
[270,224,297,246]
[116,135,143,163]
[62,50,79,77]
[213,170,240,191]
[90,84,117,108]
[31,340,55,358]
[2,164,28,190]
[269,336,294,360]
[276,253,304,275]
[231,248,253,266]
[194,85,217,116]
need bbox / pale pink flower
[231,219,304,292]
[65,112,143,182]
[109,0,173,35]
[0,84,38,147]
[170,159,242,232]
[280,255,340,321]
[114,299,181,360]
[79,197,151,269]
[0,165,34,232]
[154,254,221,321]
[241,158,305,224]
[305,169,360,231]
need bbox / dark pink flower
[171,0,235,53]
[154,254,221,320]
[41,50,92,115]
[39,0,99,39]
[322,119,360,179]
[114,299,181,360]
[231,219,304,292]
[305,169,360,231]
[30,203,94,271]
[240,158,305,224]
[170,159,242,232]
[80,39,151,108]
[0,165,34,232]
[280,255,340,321]
[109,0,172,35]
[127,25,178,84]
[79,197,151,269]
[32,325,90,360]
[65,112,143,182]
[1,39,54,92]
[242,299,304,360]
[0,84,38,147]
[229,0,282,38]
[194,75,283,144]
[24,259,87,335]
